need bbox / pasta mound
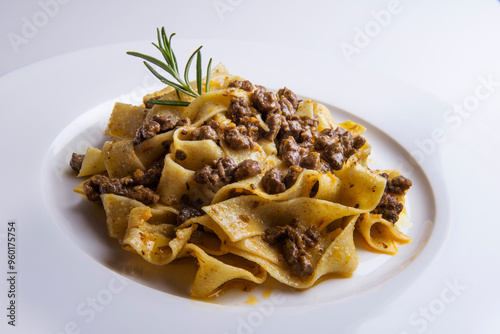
[70,64,412,298]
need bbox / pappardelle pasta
[70,64,412,298]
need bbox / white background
[1,0,499,333]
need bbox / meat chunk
[315,127,360,171]
[263,219,320,278]
[384,174,412,194]
[191,125,218,141]
[228,80,254,92]
[193,165,220,190]
[261,168,286,194]
[193,157,237,190]
[279,137,307,166]
[215,157,238,183]
[133,115,181,145]
[233,159,261,181]
[278,98,295,118]
[371,192,404,223]
[134,120,161,145]
[251,86,279,118]
[368,172,411,223]
[314,129,337,150]
[83,175,111,202]
[151,114,176,132]
[263,113,283,141]
[82,174,159,204]
[95,177,128,197]
[279,116,318,144]
[175,117,191,127]
[127,185,160,204]
[337,127,356,157]
[300,152,322,170]
[226,97,255,124]
[194,157,258,189]
[223,127,254,149]
[132,160,163,186]
[321,139,345,170]
[283,119,302,139]
[283,166,303,189]
[176,205,203,225]
[353,135,366,149]
[207,120,220,131]
[231,121,260,142]
[70,153,85,172]
[277,87,299,109]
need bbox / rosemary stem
[127,27,213,107]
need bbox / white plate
[1,39,450,333]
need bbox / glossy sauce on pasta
[70,64,413,298]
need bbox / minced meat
[277,87,299,109]
[151,114,176,132]
[83,174,159,204]
[263,218,321,278]
[383,174,412,195]
[283,166,303,189]
[191,125,219,141]
[300,151,322,170]
[371,192,404,223]
[228,80,254,92]
[226,97,255,124]
[132,160,163,186]
[193,157,238,190]
[70,153,85,172]
[176,205,203,225]
[263,114,282,141]
[251,86,280,118]
[260,168,286,194]
[233,159,261,181]
[223,126,254,149]
[134,120,161,145]
[279,137,308,167]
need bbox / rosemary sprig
[127,27,213,107]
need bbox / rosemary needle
[127,27,213,107]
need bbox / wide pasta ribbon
[355,213,411,255]
[170,128,225,171]
[157,153,213,206]
[204,195,364,242]
[120,206,195,265]
[179,243,267,298]
[211,167,341,204]
[223,216,359,288]
[101,193,178,239]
